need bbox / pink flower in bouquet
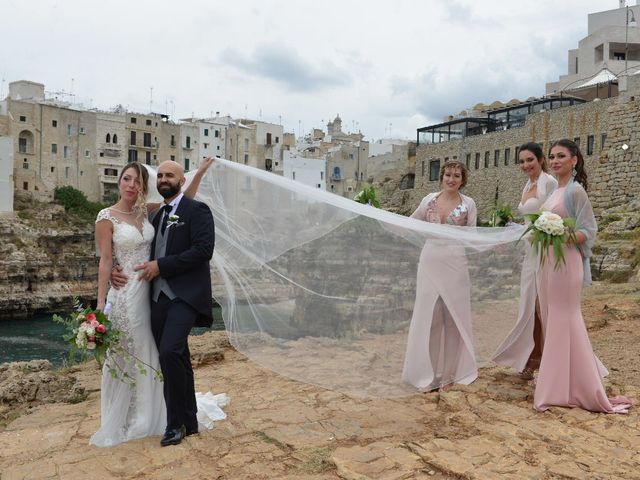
[90,319,99,328]
[86,313,97,322]
[88,335,96,342]
[96,324,106,334]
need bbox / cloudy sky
[0,0,616,140]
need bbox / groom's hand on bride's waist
[134,261,160,282]
[110,265,129,289]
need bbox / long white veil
[147,159,525,397]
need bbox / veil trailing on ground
[146,160,525,397]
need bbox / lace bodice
[423,195,469,226]
[96,208,155,274]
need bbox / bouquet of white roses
[519,211,576,270]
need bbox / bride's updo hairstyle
[519,142,549,172]
[439,159,468,189]
[117,162,149,208]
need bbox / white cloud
[0,0,610,140]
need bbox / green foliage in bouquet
[519,211,577,270]
[489,203,514,227]
[354,185,381,208]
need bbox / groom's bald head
[157,160,185,200]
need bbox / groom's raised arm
[157,201,215,278]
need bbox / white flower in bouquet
[534,211,565,236]
[86,341,97,350]
[85,326,96,336]
[519,210,577,270]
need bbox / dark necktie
[160,204,173,235]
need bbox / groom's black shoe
[160,425,186,447]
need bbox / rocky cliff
[0,198,97,319]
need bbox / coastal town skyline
[1,0,613,140]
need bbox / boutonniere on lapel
[166,214,182,229]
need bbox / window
[465,153,471,169]
[494,150,500,167]
[79,127,86,134]
[244,154,249,164]
[106,133,111,143]
[320,171,324,180]
[23,161,28,169]
[421,160,425,177]
[216,145,220,150]
[475,153,480,170]
[85,150,90,158]
[514,146,520,165]
[67,124,72,136]
[186,136,191,149]
[65,167,70,178]
[587,135,595,155]
[185,158,190,171]
[128,149,138,162]
[484,151,490,168]
[130,131,137,145]
[203,143,209,149]
[19,137,27,153]
[317,184,321,188]
[145,151,151,164]
[601,133,607,150]
[574,137,580,147]
[265,158,272,171]
[333,166,341,179]
[214,130,219,138]
[51,143,58,154]
[113,134,118,144]
[292,172,296,180]
[146,119,152,126]
[143,132,152,147]
[99,152,104,157]
[19,115,26,122]
[131,117,137,124]
[429,159,441,181]
[23,182,28,190]
[348,153,354,159]
[244,139,249,151]
[170,135,176,147]
[50,166,55,173]
[204,128,209,136]
[63,146,70,159]
[170,155,176,161]
[276,136,279,143]
[52,120,58,127]
[504,148,510,166]
[104,168,117,176]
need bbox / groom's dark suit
[150,195,215,436]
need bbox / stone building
[226,119,284,174]
[0,136,13,212]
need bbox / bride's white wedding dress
[90,208,227,448]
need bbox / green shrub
[54,186,105,221]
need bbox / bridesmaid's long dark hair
[549,139,588,191]
[519,142,549,172]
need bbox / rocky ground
[0,281,639,480]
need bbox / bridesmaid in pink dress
[534,139,631,413]
[403,160,478,391]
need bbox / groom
[134,160,215,446]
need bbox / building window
[504,148,510,166]
[186,136,191,149]
[494,150,500,167]
[170,155,175,161]
[19,137,27,153]
[171,135,176,147]
[348,153,354,159]
[52,120,58,127]
[484,151,490,168]
[244,139,249,151]
[429,159,440,181]
[19,115,26,122]
[203,143,209,149]
[23,182,28,190]
[99,152,104,157]
[244,154,249,164]
[185,158,190,171]
[265,158,272,171]
[85,150,90,158]
[131,117,137,124]
[106,133,111,143]
[79,127,86,134]
[51,166,55,173]
[276,136,279,143]
[63,146,70,159]
[146,119,152,126]
[320,171,324,180]
[23,161,28,169]
[421,160,425,177]
[113,134,118,144]
[465,153,471,169]
[204,128,209,136]
[574,137,580,147]
[145,151,151,164]
[266,133,272,145]
[67,124,72,136]
[214,130,219,138]
[128,149,138,162]
[51,143,58,154]
[601,133,607,150]
[587,135,595,155]
[216,145,220,150]
[514,146,520,165]
[143,132,152,147]
[104,168,117,176]
[333,166,341,179]
[130,131,137,145]
[317,184,321,188]
[475,153,480,170]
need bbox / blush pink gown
[533,188,631,413]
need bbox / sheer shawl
[145,160,526,397]
[564,180,597,286]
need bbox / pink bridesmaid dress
[533,187,631,413]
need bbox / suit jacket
[150,195,215,327]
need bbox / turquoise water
[0,309,225,366]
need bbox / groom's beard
[158,182,181,199]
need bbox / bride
[90,159,224,447]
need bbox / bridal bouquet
[53,299,162,385]
[519,211,576,269]
[489,203,514,227]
